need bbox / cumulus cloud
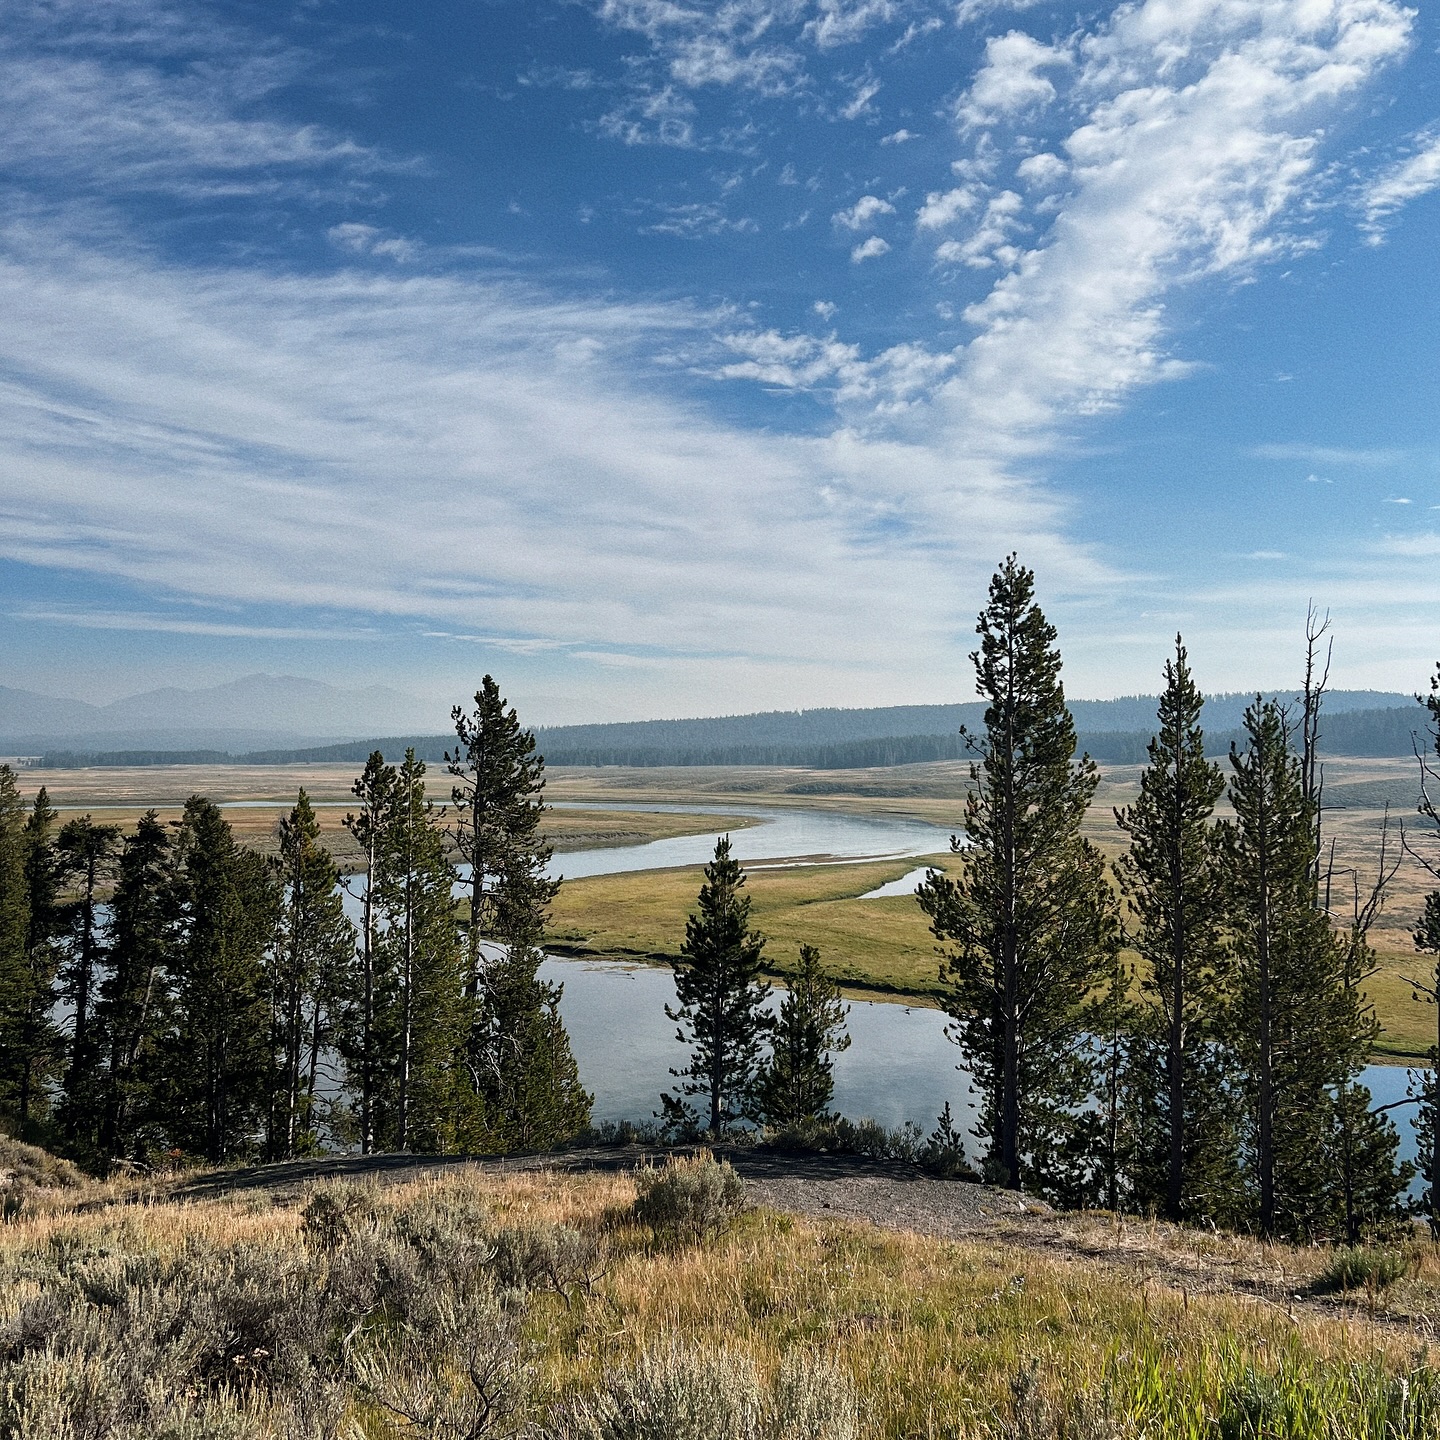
[850,234,891,261]
[957,31,1070,128]
[1361,132,1440,241]
[833,194,895,228]
[1016,152,1067,188]
[915,186,977,229]
[880,128,918,144]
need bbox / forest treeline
[12,559,1440,1253]
[0,680,591,1172]
[33,693,1423,770]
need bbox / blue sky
[3,0,1439,723]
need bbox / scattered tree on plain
[1113,639,1237,1225]
[917,556,1118,1194]
[665,836,771,1136]
[757,943,850,1126]
[447,677,589,1151]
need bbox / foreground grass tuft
[3,1164,1440,1436]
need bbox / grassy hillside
[3,1156,1439,1438]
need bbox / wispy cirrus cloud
[1360,130,1440,242]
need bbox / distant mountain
[0,674,436,751]
[32,689,1427,770]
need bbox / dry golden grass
[9,1163,1440,1437]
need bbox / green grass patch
[549,853,963,999]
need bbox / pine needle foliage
[917,556,1118,1194]
[0,767,28,1138]
[270,790,353,1160]
[757,944,850,1126]
[665,836,771,1136]
[1223,700,1396,1240]
[448,677,589,1152]
[1113,638,1238,1225]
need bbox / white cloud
[813,299,837,318]
[641,201,758,236]
[850,235,891,261]
[805,0,898,49]
[840,77,883,119]
[833,194,895,228]
[880,128,918,144]
[933,190,1024,267]
[1016,152,1067,188]
[955,0,1043,23]
[1385,496,1413,505]
[915,186,977,229]
[597,84,698,146]
[327,224,417,262]
[1361,132,1440,242]
[957,31,1070,128]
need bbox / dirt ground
[171,1145,1440,1339]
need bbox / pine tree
[757,944,849,1126]
[1411,891,1440,1232]
[96,812,172,1165]
[341,752,396,1155]
[157,797,279,1163]
[0,767,27,1137]
[1113,639,1236,1224]
[15,789,65,1141]
[665,836,770,1136]
[376,750,473,1153]
[270,790,354,1159]
[54,816,122,1154]
[447,679,589,1151]
[1224,700,1381,1240]
[917,557,1118,1194]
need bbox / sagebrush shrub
[560,1342,765,1440]
[298,1179,376,1252]
[490,1223,607,1304]
[1315,1246,1411,1295]
[630,1153,745,1242]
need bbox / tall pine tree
[665,836,770,1136]
[1113,639,1237,1224]
[1224,700,1388,1240]
[756,944,849,1127]
[157,798,279,1163]
[0,770,37,1138]
[270,790,354,1160]
[917,557,1117,1194]
[341,752,396,1155]
[376,750,473,1153]
[447,679,589,1151]
[96,811,172,1166]
[54,816,122,1156]
[15,789,65,1141]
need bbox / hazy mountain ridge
[0,674,434,750]
[23,688,1427,768]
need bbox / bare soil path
[171,1145,1438,1339]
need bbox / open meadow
[17,753,1439,1060]
[6,1144,1440,1438]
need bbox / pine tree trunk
[1167,756,1186,1223]
[1258,839,1275,1240]
[999,622,1021,1190]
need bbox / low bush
[557,1343,860,1440]
[763,1111,980,1180]
[630,1153,745,1242]
[298,1178,377,1251]
[1314,1246,1412,1296]
[490,1223,608,1305]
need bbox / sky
[2,0,1439,724]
